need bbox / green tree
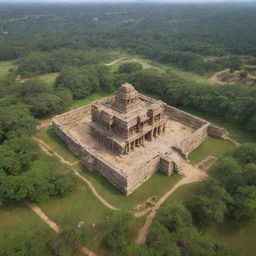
[0,105,37,142]
[147,222,181,256]
[190,180,232,224]
[212,157,243,193]
[49,225,87,256]
[119,62,143,73]
[156,203,192,233]
[104,211,134,252]
[233,143,256,166]
[231,186,256,221]
[55,67,95,99]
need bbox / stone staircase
[169,150,186,175]
[159,149,187,176]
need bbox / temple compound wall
[52,84,229,195]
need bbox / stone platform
[52,92,228,195]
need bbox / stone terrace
[66,115,195,175]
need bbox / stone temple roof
[117,82,136,94]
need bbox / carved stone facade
[90,83,166,155]
[52,83,229,195]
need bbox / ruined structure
[90,83,166,155]
[53,83,228,195]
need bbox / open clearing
[37,72,59,86]
[0,60,14,79]
[105,55,215,85]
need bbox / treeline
[1,3,256,74]
[16,48,112,77]
[156,52,242,74]
[129,69,256,133]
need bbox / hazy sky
[0,0,254,3]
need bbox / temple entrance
[145,131,152,141]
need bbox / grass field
[106,55,215,85]
[72,92,111,108]
[0,60,14,79]
[188,136,235,164]
[38,179,112,253]
[80,165,181,209]
[37,72,59,86]
[36,127,78,163]
[0,201,57,253]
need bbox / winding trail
[136,163,207,245]
[23,199,61,233]
[23,199,96,256]
[33,136,118,211]
[105,57,128,66]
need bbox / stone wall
[164,105,229,138]
[208,123,229,138]
[52,96,228,195]
[175,123,209,155]
[52,118,129,194]
[126,155,161,194]
[52,104,92,125]
[165,105,207,128]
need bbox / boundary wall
[52,97,229,195]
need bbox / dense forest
[1,2,256,256]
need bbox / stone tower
[112,83,141,114]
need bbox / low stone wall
[52,104,92,125]
[165,105,229,139]
[208,123,229,138]
[52,119,129,194]
[126,155,161,194]
[175,123,209,155]
[165,105,207,128]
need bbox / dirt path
[208,69,229,84]
[33,137,78,166]
[23,199,96,256]
[105,57,128,66]
[225,137,241,147]
[33,137,118,211]
[23,199,61,233]
[37,119,52,130]
[136,163,207,244]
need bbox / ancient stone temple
[52,82,228,195]
[90,83,167,155]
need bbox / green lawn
[188,136,235,164]
[38,179,112,254]
[36,127,78,163]
[80,165,181,209]
[72,92,111,108]
[0,201,57,253]
[0,60,14,79]
[37,72,59,86]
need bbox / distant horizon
[0,0,255,4]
